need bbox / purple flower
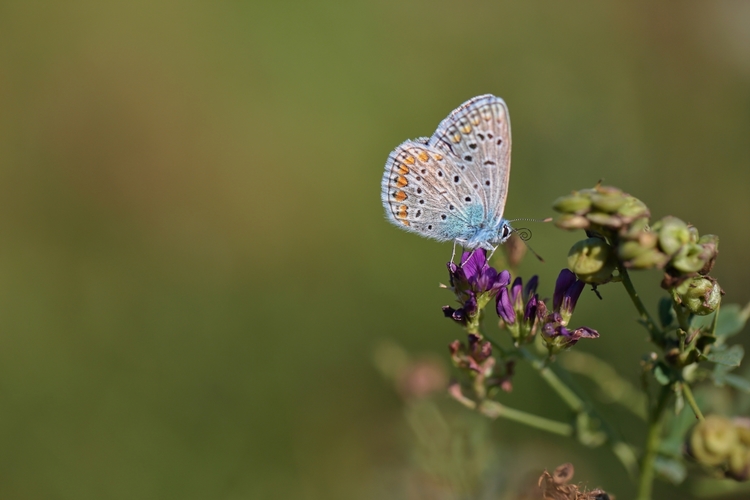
[539,269,599,354]
[496,287,515,324]
[444,249,510,325]
[496,274,541,343]
[553,269,586,324]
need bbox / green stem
[518,346,639,478]
[636,386,671,500]
[478,400,573,436]
[682,382,705,422]
[619,266,661,341]
[518,347,585,412]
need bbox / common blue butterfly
[381,95,514,252]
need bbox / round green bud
[618,241,650,261]
[654,216,690,255]
[586,212,623,229]
[567,238,617,284]
[616,196,650,222]
[620,217,651,240]
[675,277,722,315]
[672,243,708,274]
[689,415,738,466]
[590,190,627,213]
[627,248,669,270]
[555,214,590,230]
[552,194,592,214]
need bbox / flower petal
[553,269,577,311]
[496,287,516,324]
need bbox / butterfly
[381,95,515,254]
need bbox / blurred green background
[1,1,749,498]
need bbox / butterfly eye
[502,224,511,239]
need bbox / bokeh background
[1,1,749,498]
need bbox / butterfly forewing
[428,95,511,227]
[381,141,484,242]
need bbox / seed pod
[674,276,722,315]
[552,194,592,215]
[567,238,617,284]
[654,216,690,256]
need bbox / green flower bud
[626,248,669,270]
[620,217,651,240]
[555,214,590,230]
[567,238,617,284]
[654,216,690,255]
[616,196,650,222]
[590,188,627,213]
[672,243,708,274]
[689,415,738,466]
[552,194,592,214]
[586,212,622,229]
[618,241,650,261]
[674,277,722,315]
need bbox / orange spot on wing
[396,205,408,219]
[404,156,415,164]
[433,153,443,161]
[401,220,410,226]
[394,190,407,202]
[462,125,472,133]
[452,133,461,143]
[397,164,410,175]
[396,176,408,188]
[418,151,429,162]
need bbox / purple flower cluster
[442,250,598,353]
[537,270,599,353]
[443,250,510,324]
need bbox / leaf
[654,455,687,485]
[723,374,750,393]
[706,344,744,367]
[658,297,675,328]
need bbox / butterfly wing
[381,140,487,242]
[427,95,512,228]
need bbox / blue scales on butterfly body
[381,94,514,251]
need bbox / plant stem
[682,382,705,422]
[478,400,573,436]
[636,385,671,500]
[517,346,639,478]
[619,266,661,341]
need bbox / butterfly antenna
[508,217,553,224]
[507,217,552,263]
